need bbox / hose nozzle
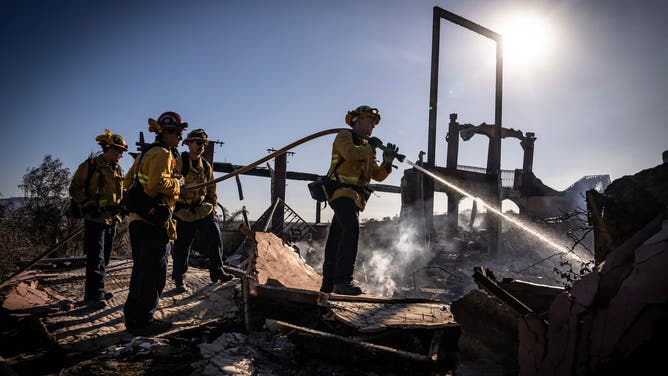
[354,131,405,162]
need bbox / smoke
[298,240,325,274]
[356,217,432,296]
[303,207,594,300]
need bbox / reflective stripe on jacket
[327,130,391,211]
[69,154,124,225]
[123,144,181,240]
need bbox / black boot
[126,318,173,336]
[319,282,333,293]
[333,282,363,296]
[211,271,234,283]
[174,278,188,293]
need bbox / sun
[499,12,553,67]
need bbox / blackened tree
[17,155,71,246]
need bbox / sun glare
[500,12,552,67]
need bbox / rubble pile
[519,162,668,375]
[2,162,666,375]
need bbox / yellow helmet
[96,129,128,151]
[345,105,381,126]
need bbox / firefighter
[321,105,398,295]
[122,111,187,336]
[171,128,233,293]
[69,129,127,309]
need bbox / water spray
[359,133,572,256]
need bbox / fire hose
[1,127,406,289]
[184,127,405,191]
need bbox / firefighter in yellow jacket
[321,105,398,295]
[122,111,187,336]
[69,130,127,309]
[171,129,233,293]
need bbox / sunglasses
[193,140,208,146]
[165,129,183,137]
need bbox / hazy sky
[2,0,667,222]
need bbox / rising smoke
[304,209,593,301]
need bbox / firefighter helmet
[345,105,381,126]
[148,111,189,133]
[183,128,209,145]
[95,129,128,151]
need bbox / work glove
[368,136,383,150]
[383,143,399,164]
[173,174,185,187]
[83,204,103,217]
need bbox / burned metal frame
[425,7,504,254]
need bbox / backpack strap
[328,158,344,182]
[84,158,96,194]
[133,144,159,185]
[181,151,212,179]
[329,129,357,183]
[202,158,212,179]
[180,151,190,177]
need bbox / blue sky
[2,0,667,222]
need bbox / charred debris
[1,159,666,375]
[2,7,668,376]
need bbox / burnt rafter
[454,122,528,143]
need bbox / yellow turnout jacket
[174,155,216,222]
[123,144,181,240]
[326,130,391,211]
[69,154,124,225]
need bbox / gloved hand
[173,174,185,187]
[368,136,383,149]
[383,143,399,164]
[83,204,103,217]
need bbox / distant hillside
[0,197,25,213]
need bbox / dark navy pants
[322,197,360,288]
[83,220,115,300]
[171,214,225,282]
[123,220,168,326]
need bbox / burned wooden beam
[451,289,520,373]
[472,267,534,316]
[213,162,400,193]
[497,278,564,314]
[265,319,438,373]
[325,300,456,334]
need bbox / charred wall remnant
[518,161,668,375]
[588,162,668,263]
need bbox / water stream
[405,159,571,255]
